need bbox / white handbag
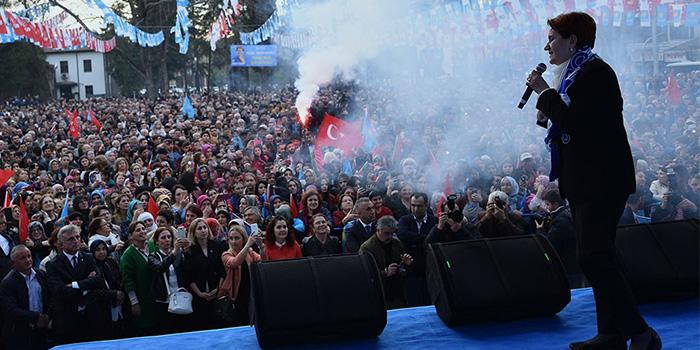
[160,254,193,315]
[167,287,193,315]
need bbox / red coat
[263,242,303,261]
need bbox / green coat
[120,241,157,329]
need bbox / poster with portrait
[230,45,278,67]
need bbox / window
[83,59,92,73]
[59,61,68,74]
[85,85,94,96]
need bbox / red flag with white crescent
[66,108,80,139]
[314,114,362,168]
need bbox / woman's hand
[526,70,550,94]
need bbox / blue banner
[230,45,278,67]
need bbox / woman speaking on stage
[525,12,661,350]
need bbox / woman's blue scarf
[545,46,596,181]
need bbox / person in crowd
[527,12,659,350]
[535,188,583,288]
[500,176,524,212]
[396,192,436,307]
[138,212,158,239]
[618,192,644,225]
[0,245,50,350]
[359,216,413,309]
[90,205,123,243]
[242,206,262,236]
[343,198,376,253]
[461,187,486,224]
[87,240,125,340]
[183,218,225,330]
[386,182,413,220]
[46,224,105,344]
[25,221,51,268]
[302,213,341,256]
[369,190,394,220]
[649,167,671,202]
[332,194,356,228]
[87,218,124,254]
[262,216,302,260]
[120,221,158,336]
[148,227,189,334]
[219,225,262,326]
[650,191,698,222]
[298,189,333,237]
[427,200,481,244]
[476,191,527,238]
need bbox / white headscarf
[137,212,157,234]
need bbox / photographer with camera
[426,194,480,244]
[476,191,527,238]
[535,188,583,288]
[650,165,698,222]
[359,216,413,310]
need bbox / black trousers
[570,197,648,338]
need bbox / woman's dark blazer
[536,57,635,203]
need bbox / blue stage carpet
[54,288,699,349]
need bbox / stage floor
[54,288,699,349]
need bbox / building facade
[44,49,112,100]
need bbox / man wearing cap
[514,152,537,192]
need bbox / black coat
[0,269,50,343]
[45,251,105,342]
[344,220,375,253]
[183,240,225,295]
[397,214,438,273]
[537,207,580,277]
[148,250,186,303]
[536,57,635,203]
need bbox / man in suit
[397,192,437,306]
[0,245,50,350]
[343,197,376,253]
[46,224,104,345]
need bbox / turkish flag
[148,194,159,219]
[66,108,80,139]
[314,114,362,167]
[0,11,7,35]
[88,109,102,130]
[19,196,29,243]
[0,169,14,187]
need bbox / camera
[493,196,506,210]
[533,212,551,226]
[445,194,464,223]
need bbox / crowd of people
[0,66,698,349]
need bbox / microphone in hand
[518,63,547,109]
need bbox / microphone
[517,63,547,109]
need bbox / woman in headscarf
[121,199,143,237]
[26,221,51,268]
[137,212,158,240]
[88,240,126,340]
[500,176,524,213]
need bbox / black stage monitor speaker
[616,219,699,303]
[250,253,387,348]
[426,234,571,326]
